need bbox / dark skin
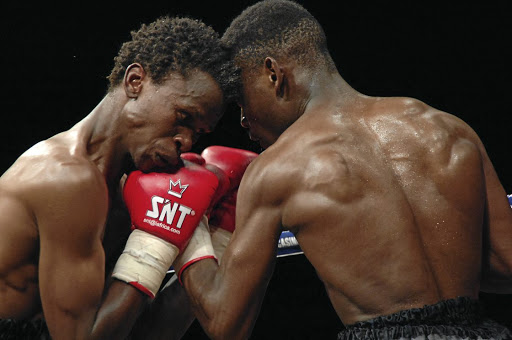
[181,55,512,339]
[128,275,196,340]
[0,64,223,339]
[102,190,196,340]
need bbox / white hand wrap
[210,227,232,264]
[173,215,216,283]
[112,229,179,298]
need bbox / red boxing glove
[181,152,230,217]
[181,152,205,166]
[201,146,258,261]
[113,163,219,297]
[123,167,218,250]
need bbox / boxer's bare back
[259,96,501,324]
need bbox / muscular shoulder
[367,97,482,151]
[5,138,102,188]
[370,96,475,131]
[370,96,428,114]
[2,141,108,231]
[242,139,350,208]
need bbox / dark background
[1,2,510,339]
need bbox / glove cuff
[174,215,217,285]
[112,229,179,298]
[210,226,232,264]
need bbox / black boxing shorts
[0,318,50,340]
[337,297,512,340]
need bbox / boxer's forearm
[129,275,196,340]
[182,258,268,340]
[90,280,149,339]
[181,258,218,316]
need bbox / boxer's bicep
[206,190,281,338]
[37,177,108,338]
[188,161,283,339]
[229,195,281,285]
[39,229,105,337]
[183,156,287,339]
[232,161,283,278]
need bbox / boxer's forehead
[160,70,224,128]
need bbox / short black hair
[222,0,336,77]
[108,16,238,102]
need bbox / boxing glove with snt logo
[112,163,219,298]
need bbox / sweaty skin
[0,68,223,339]
[252,96,506,324]
[181,66,512,339]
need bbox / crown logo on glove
[168,179,189,198]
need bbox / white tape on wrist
[112,229,179,298]
[173,215,216,284]
[210,227,232,264]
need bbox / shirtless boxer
[176,1,512,339]
[0,16,236,339]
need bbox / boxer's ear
[264,57,285,98]
[124,63,146,99]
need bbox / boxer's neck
[72,88,133,189]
